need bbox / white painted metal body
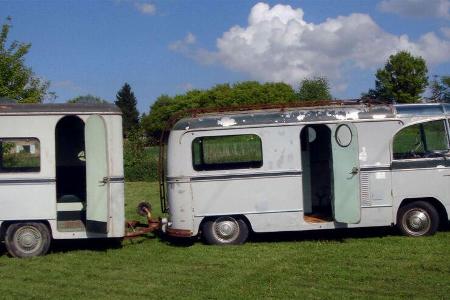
[164,104,450,236]
[0,105,124,240]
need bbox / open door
[85,115,109,233]
[331,123,361,223]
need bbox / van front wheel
[5,222,51,258]
[398,201,439,237]
[202,216,249,245]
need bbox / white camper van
[0,104,125,257]
[160,103,450,244]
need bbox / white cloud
[169,33,217,64]
[175,2,450,90]
[442,27,450,39]
[169,32,196,51]
[134,2,156,15]
[378,0,450,19]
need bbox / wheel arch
[0,220,52,240]
[398,197,448,227]
[199,214,253,233]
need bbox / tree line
[1,17,449,144]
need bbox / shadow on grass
[440,220,450,231]
[158,232,197,247]
[0,240,113,258]
[50,220,450,252]
[249,220,450,244]
[156,225,401,247]
[1,222,448,257]
[49,238,124,254]
[249,226,399,244]
[0,243,6,257]
[49,233,168,254]
[0,232,191,258]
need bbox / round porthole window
[335,124,352,147]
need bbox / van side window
[393,120,449,160]
[0,138,40,172]
[192,134,263,171]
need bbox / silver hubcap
[14,226,42,254]
[213,217,240,243]
[403,208,431,236]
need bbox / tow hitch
[125,202,166,238]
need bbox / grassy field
[0,182,449,299]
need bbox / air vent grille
[360,172,371,206]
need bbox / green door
[85,115,109,233]
[331,123,361,223]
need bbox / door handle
[350,167,359,175]
[99,177,109,185]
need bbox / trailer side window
[192,134,262,171]
[393,120,449,160]
[0,138,40,172]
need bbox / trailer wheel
[202,216,249,245]
[397,201,439,237]
[5,222,51,258]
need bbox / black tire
[397,201,439,237]
[5,222,51,258]
[202,216,249,245]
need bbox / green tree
[0,17,52,103]
[367,51,428,103]
[297,77,332,101]
[140,94,174,144]
[141,81,298,143]
[429,75,450,103]
[115,83,140,137]
[67,94,108,104]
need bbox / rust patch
[124,205,161,238]
[166,228,193,238]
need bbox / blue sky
[1,0,449,113]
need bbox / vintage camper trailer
[161,103,450,244]
[0,104,125,257]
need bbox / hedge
[124,142,159,182]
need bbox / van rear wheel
[202,216,249,245]
[397,201,439,237]
[5,222,51,258]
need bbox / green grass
[0,182,449,299]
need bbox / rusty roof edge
[172,101,396,130]
[173,101,358,123]
[0,103,122,115]
[172,103,450,131]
